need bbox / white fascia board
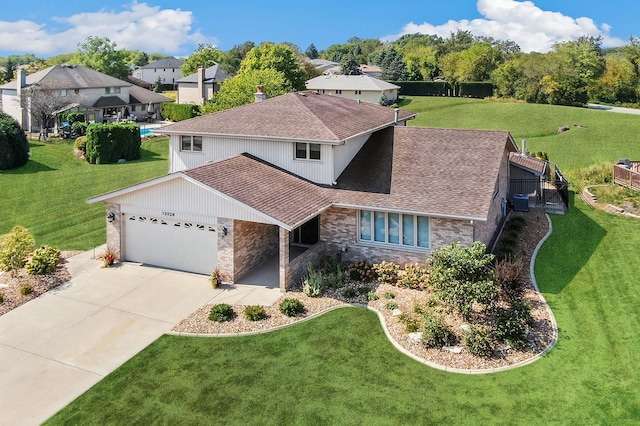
[87,173,179,203]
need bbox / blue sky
[0,0,636,58]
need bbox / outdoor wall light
[107,212,116,223]
[222,226,228,237]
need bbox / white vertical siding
[109,177,275,224]
[333,132,371,180]
[170,135,336,184]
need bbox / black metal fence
[509,163,569,213]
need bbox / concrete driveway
[0,248,282,426]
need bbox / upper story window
[105,87,121,94]
[295,142,321,160]
[181,135,203,152]
[335,90,342,95]
[359,210,430,249]
[355,90,362,95]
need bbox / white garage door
[123,215,217,275]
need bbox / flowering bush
[100,248,118,268]
[347,260,376,282]
[397,263,429,289]
[373,261,399,284]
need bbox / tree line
[3,31,640,109]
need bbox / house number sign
[162,211,176,217]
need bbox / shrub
[302,265,324,297]
[366,292,379,301]
[385,301,399,310]
[399,313,420,332]
[494,259,526,300]
[357,286,370,295]
[494,300,533,349]
[71,121,87,137]
[342,288,357,299]
[464,326,494,357]
[383,291,395,299]
[397,263,429,289]
[244,305,267,321]
[160,102,200,122]
[20,285,33,296]
[100,248,118,268]
[0,225,35,276]
[85,123,141,164]
[25,245,61,275]
[209,303,235,322]
[347,260,376,282]
[0,292,3,303]
[0,111,29,170]
[209,268,224,289]
[74,136,88,153]
[373,261,399,284]
[279,298,304,317]
[428,242,498,320]
[421,311,456,348]
[322,254,345,288]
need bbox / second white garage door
[123,215,218,275]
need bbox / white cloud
[383,0,625,53]
[0,1,214,56]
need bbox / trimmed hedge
[85,123,141,164]
[390,81,451,96]
[459,82,494,98]
[0,111,29,170]
[160,102,199,122]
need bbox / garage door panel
[124,216,217,275]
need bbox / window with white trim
[355,90,362,95]
[181,135,203,152]
[359,210,430,249]
[335,90,342,94]
[105,87,121,94]
[294,142,321,160]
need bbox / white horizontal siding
[108,177,274,224]
[333,132,371,180]
[170,135,335,184]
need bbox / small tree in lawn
[21,81,67,141]
[0,225,35,276]
[0,111,29,170]
[428,242,498,320]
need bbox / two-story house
[0,65,174,131]
[133,56,184,87]
[88,91,517,291]
[176,64,229,105]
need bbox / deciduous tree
[239,43,305,90]
[73,36,130,80]
[182,44,227,76]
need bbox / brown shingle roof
[509,152,547,175]
[183,154,331,228]
[330,127,517,219]
[157,92,416,142]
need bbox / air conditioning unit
[513,194,529,212]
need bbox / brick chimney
[254,85,267,103]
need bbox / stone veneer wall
[475,152,510,246]
[233,220,279,280]
[105,203,122,259]
[217,218,234,283]
[320,206,474,264]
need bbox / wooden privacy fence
[613,161,640,191]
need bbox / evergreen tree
[340,52,362,75]
[305,43,319,59]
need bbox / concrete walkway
[586,103,640,115]
[0,249,281,426]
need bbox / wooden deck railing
[613,162,640,191]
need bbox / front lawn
[0,138,168,250]
[44,202,640,424]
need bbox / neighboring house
[0,65,174,131]
[133,56,184,86]
[89,92,517,291]
[176,64,229,105]
[359,64,382,78]
[306,74,400,105]
[309,58,340,75]
[127,75,153,91]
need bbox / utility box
[513,194,529,212]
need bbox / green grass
[43,98,640,424]
[0,138,168,249]
[403,96,640,171]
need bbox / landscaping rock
[408,332,423,343]
[460,324,471,332]
[557,126,570,133]
[392,309,402,316]
[443,346,463,354]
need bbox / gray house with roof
[176,64,229,105]
[89,92,517,290]
[133,56,184,87]
[0,65,174,131]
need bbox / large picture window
[359,210,429,249]
[181,135,203,152]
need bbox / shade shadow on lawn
[535,192,606,294]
